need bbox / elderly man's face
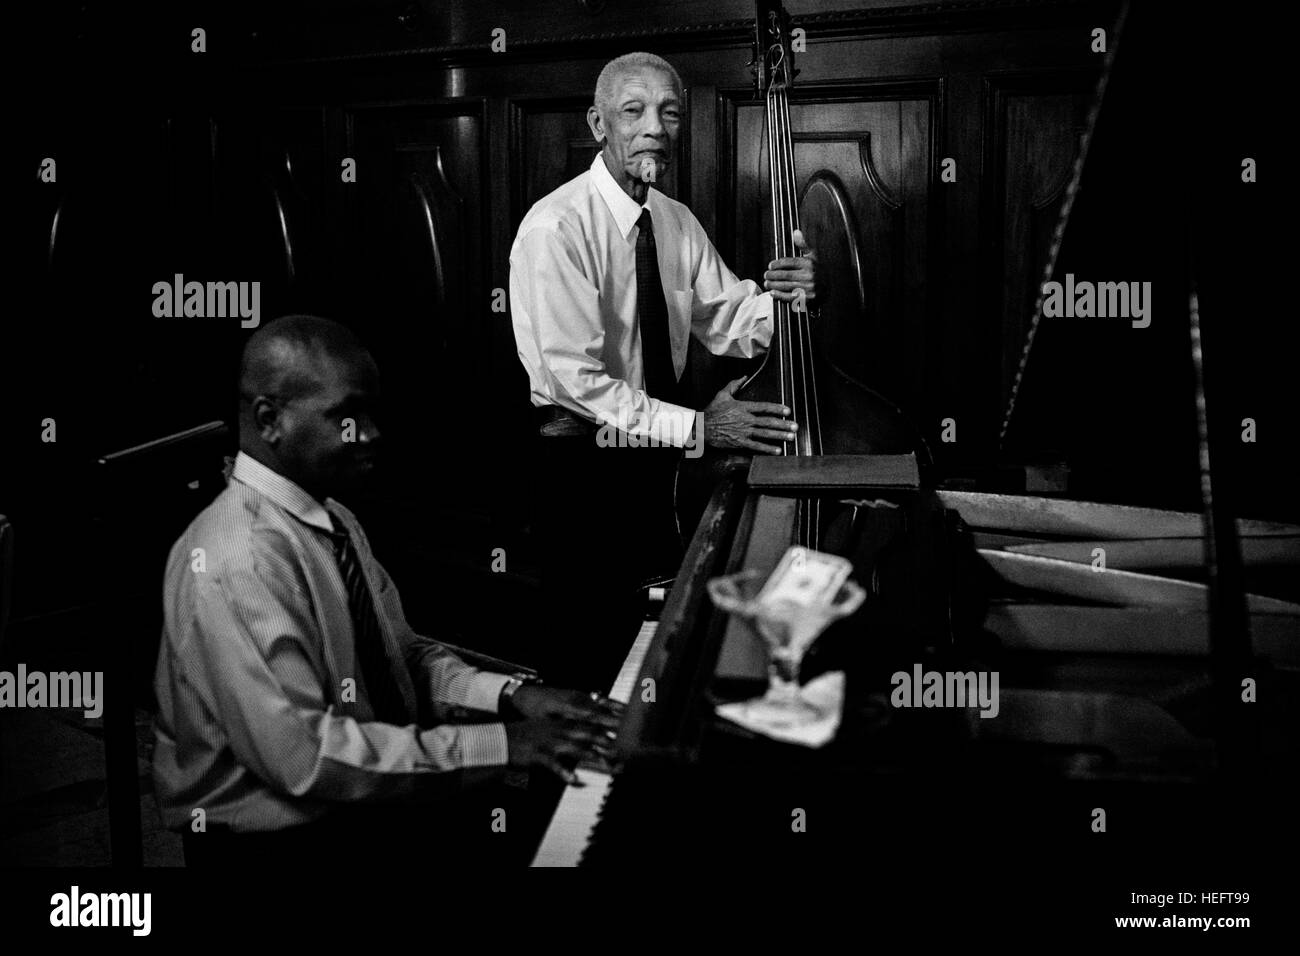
[268,351,383,502]
[589,66,681,194]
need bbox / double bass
[675,0,928,548]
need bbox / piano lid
[997,3,1292,524]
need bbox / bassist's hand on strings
[699,226,815,455]
[700,376,798,454]
[763,228,819,310]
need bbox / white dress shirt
[510,152,774,446]
[152,451,513,832]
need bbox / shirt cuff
[445,722,509,768]
[646,401,698,450]
[463,670,514,715]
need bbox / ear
[250,395,283,445]
[586,105,605,144]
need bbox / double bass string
[766,59,796,540]
[769,76,802,451]
[765,77,790,420]
[773,83,807,541]
[768,70,822,545]
[777,86,823,459]
[778,87,806,452]
[789,90,822,546]
[766,61,795,546]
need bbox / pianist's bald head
[239,315,372,403]
[238,314,382,502]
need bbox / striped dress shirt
[152,451,512,833]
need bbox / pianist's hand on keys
[503,687,623,785]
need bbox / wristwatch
[499,675,538,718]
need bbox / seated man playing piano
[510,51,819,692]
[152,314,621,867]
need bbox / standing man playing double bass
[509,51,820,691]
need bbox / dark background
[3,0,1287,671]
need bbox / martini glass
[707,569,866,720]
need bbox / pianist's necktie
[635,208,684,406]
[327,515,410,726]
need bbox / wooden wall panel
[15,1,1130,554]
[509,95,684,231]
[30,1,1292,643]
[210,109,330,309]
[984,73,1095,416]
[337,102,489,492]
[723,83,937,413]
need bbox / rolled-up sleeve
[183,553,508,804]
[511,225,699,447]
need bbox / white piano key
[530,768,613,867]
[531,619,657,866]
[609,619,656,704]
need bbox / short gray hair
[594,52,683,114]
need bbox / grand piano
[533,459,1298,876]
[529,1,1299,891]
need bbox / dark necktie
[327,516,410,726]
[635,208,684,405]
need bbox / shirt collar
[230,451,337,534]
[590,152,655,240]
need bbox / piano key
[529,768,613,868]
[530,618,657,867]
[608,618,657,705]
